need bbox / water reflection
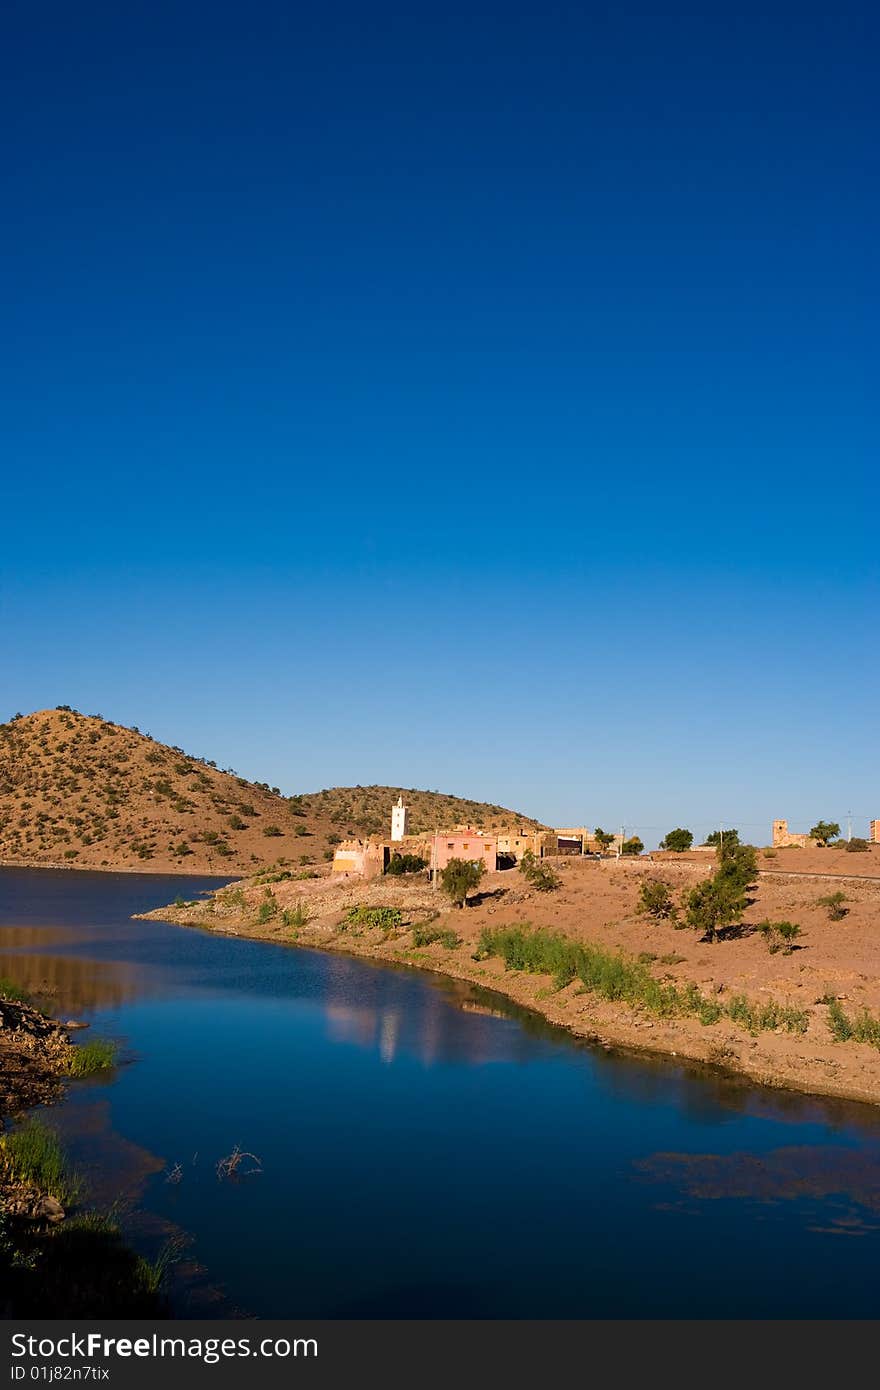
[0,949,156,1013]
[639,1144,880,1229]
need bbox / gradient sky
[2,1,877,846]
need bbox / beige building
[870,820,880,844]
[772,819,811,849]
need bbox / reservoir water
[2,866,879,1318]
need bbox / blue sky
[2,1,877,845]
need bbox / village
[330,799,880,880]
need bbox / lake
[1,866,879,1318]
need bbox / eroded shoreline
[137,857,880,1109]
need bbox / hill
[0,709,542,875]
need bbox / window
[447,842,454,850]
[462,843,469,850]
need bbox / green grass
[412,922,461,949]
[67,1038,118,1077]
[342,905,403,934]
[0,976,31,1004]
[477,924,809,1035]
[281,903,311,930]
[0,1120,80,1203]
[824,996,880,1049]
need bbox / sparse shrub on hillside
[228,814,247,831]
[282,903,310,930]
[637,880,678,922]
[757,920,802,954]
[412,923,460,949]
[439,858,485,908]
[817,891,849,921]
[846,838,868,853]
[519,850,560,891]
[343,905,403,936]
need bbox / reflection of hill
[0,951,151,1013]
[638,1144,880,1225]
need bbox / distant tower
[391,796,409,843]
[772,819,788,847]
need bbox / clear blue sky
[2,2,876,845]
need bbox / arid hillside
[0,709,541,875]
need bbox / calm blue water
[2,866,879,1318]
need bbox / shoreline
[136,867,880,1111]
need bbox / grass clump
[725,994,809,1035]
[0,1121,80,1203]
[412,923,460,949]
[477,924,809,1035]
[343,905,403,935]
[824,996,880,1049]
[0,976,31,1004]
[67,1038,118,1077]
[281,902,310,930]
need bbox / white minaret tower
[391,795,408,842]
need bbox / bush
[386,853,428,876]
[846,838,869,853]
[343,905,403,935]
[637,880,677,922]
[817,890,848,921]
[257,892,276,924]
[440,858,485,908]
[282,903,310,930]
[757,920,802,954]
[519,850,560,891]
[621,837,644,857]
[263,825,283,838]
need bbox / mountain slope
[0,709,542,874]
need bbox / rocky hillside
[0,709,541,875]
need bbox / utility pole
[617,825,624,860]
[719,823,723,855]
[847,812,852,843]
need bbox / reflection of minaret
[379,1009,400,1064]
[391,795,408,842]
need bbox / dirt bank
[138,855,880,1108]
[0,997,73,1118]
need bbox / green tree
[660,828,693,852]
[683,842,757,943]
[519,849,561,891]
[621,836,643,856]
[592,828,615,852]
[703,828,739,848]
[439,858,485,908]
[637,880,677,921]
[809,821,840,846]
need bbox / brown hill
[0,709,543,875]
